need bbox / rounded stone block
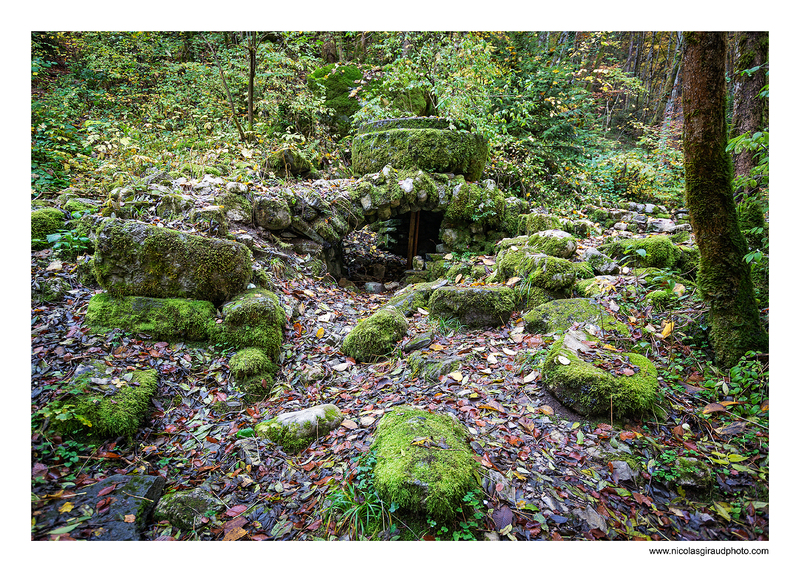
[351,117,488,180]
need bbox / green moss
[385,280,445,316]
[494,248,578,291]
[92,218,252,306]
[308,64,363,136]
[213,289,285,356]
[517,212,562,235]
[542,335,657,418]
[444,181,506,226]
[370,406,480,521]
[230,347,277,402]
[644,289,676,310]
[527,231,577,259]
[351,127,488,180]
[523,298,626,336]
[428,286,518,328]
[255,405,343,454]
[601,236,683,269]
[85,293,216,341]
[51,369,158,440]
[31,208,64,249]
[342,306,408,362]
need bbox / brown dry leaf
[714,421,748,436]
[430,343,445,351]
[702,403,727,415]
[449,371,463,382]
[360,416,376,427]
[523,370,539,383]
[479,400,506,414]
[761,400,769,412]
[537,405,554,416]
[222,527,248,541]
[123,514,136,523]
[340,419,358,430]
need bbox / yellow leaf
[672,283,686,296]
[449,371,463,382]
[315,327,325,339]
[506,276,522,286]
[661,321,674,339]
[58,502,74,514]
[537,405,554,415]
[430,343,445,351]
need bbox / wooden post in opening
[406,210,420,269]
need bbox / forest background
[15,2,794,565]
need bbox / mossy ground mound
[600,236,683,269]
[255,404,344,454]
[229,347,277,402]
[49,368,158,440]
[523,297,626,335]
[370,406,480,521]
[85,293,217,341]
[341,306,408,362]
[31,207,64,250]
[214,289,285,357]
[542,330,658,419]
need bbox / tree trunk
[682,31,767,368]
[730,32,768,247]
[201,33,246,143]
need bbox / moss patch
[601,236,683,269]
[542,331,658,419]
[370,406,480,521]
[342,306,408,362]
[31,208,64,249]
[50,369,158,440]
[523,298,626,336]
[85,293,216,341]
[213,289,285,357]
[229,347,277,402]
[255,404,343,454]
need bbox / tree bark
[682,31,767,368]
[201,33,246,143]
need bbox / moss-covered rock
[31,207,64,250]
[267,147,314,177]
[644,289,677,310]
[428,285,518,328]
[493,247,578,291]
[370,406,480,521]
[384,279,449,316]
[406,352,463,384]
[342,306,408,362]
[351,119,488,180]
[85,293,217,341]
[523,298,625,335]
[527,230,577,259]
[600,236,683,269]
[92,218,252,306]
[154,488,224,531]
[228,347,277,401]
[308,63,363,137]
[516,212,562,236]
[49,367,158,440]
[542,329,658,419]
[213,289,285,357]
[253,194,292,231]
[255,403,343,454]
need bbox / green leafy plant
[435,316,466,336]
[321,451,396,539]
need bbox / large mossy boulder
[351,117,488,181]
[255,404,343,454]
[48,365,158,440]
[371,406,480,521]
[541,329,658,419]
[92,218,252,306]
[341,306,408,362]
[31,207,64,250]
[428,285,518,328]
[492,247,579,291]
[85,293,217,341]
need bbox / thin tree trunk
[682,31,767,368]
[201,33,246,143]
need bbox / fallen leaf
[714,422,748,436]
[703,403,727,415]
[537,405,554,416]
[123,514,136,523]
[506,277,522,287]
[225,504,248,518]
[331,362,350,372]
[557,355,571,365]
[315,327,325,339]
[417,307,429,315]
[430,343,445,351]
[223,527,248,541]
[449,371,463,382]
[523,371,539,383]
[58,502,74,514]
[661,321,674,339]
[479,400,506,414]
[340,419,358,430]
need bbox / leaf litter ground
[30,220,768,542]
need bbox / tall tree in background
[682,32,767,368]
[730,32,769,248]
